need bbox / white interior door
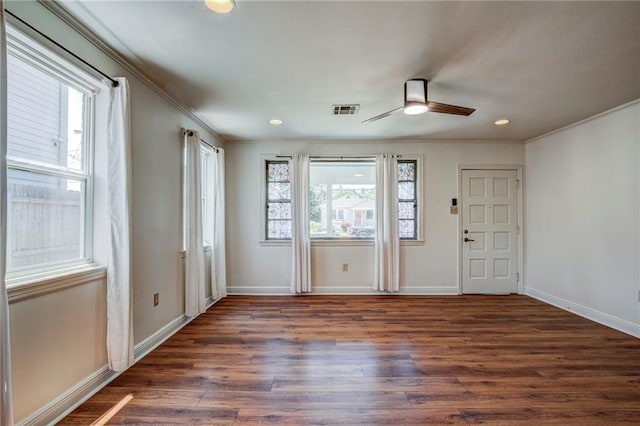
[461,169,519,294]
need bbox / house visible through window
[6,43,96,276]
[310,160,376,239]
[266,160,292,239]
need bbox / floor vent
[332,104,359,115]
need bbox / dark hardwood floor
[61,295,640,425]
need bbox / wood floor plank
[61,295,640,425]
[197,390,411,410]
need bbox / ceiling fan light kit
[205,0,236,14]
[404,78,429,115]
[404,101,429,115]
[363,78,476,123]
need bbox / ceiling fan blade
[361,106,403,123]
[427,101,475,116]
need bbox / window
[266,160,292,239]
[310,160,376,239]
[263,157,420,241]
[201,143,214,246]
[6,31,97,277]
[398,160,417,239]
[331,209,345,221]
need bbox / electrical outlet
[153,293,159,306]
[342,263,349,272]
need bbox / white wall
[226,140,524,294]
[525,100,640,337]
[5,1,223,422]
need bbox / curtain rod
[5,9,119,88]
[182,128,219,152]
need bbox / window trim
[399,154,424,242]
[264,158,292,240]
[398,158,418,240]
[200,142,215,247]
[309,157,377,241]
[259,154,424,245]
[5,24,100,281]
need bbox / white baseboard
[227,285,291,295]
[312,285,458,295]
[228,285,459,296]
[134,294,225,362]
[133,315,191,362]
[399,286,459,295]
[526,287,640,338]
[18,366,119,426]
[22,296,227,426]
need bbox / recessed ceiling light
[494,118,510,126]
[205,0,236,14]
[269,119,283,126]
[353,173,364,177]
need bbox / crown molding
[37,0,226,143]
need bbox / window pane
[268,202,291,220]
[398,202,415,219]
[267,220,292,239]
[7,54,86,171]
[266,160,292,240]
[268,182,291,201]
[398,181,415,200]
[309,161,376,238]
[397,160,418,240]
[398,162,415,181]
[399,219,415,239]
[7,169,85,269]
[268,162,289,181]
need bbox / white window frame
[263,156,292,241]
[398,158,418,241]
[200,142,215,248]
[309,157,377,241]
[4,24,100,282]
[397,154,424,244]
[259,154,424,245]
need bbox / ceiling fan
[362,79,475,123]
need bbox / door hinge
[516,179,520,188]
[516,272,520,282]
[516,225,520,235]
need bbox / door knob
[464,237,475,242]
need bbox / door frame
[457,165,524,295]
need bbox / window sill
[312,239,373,247]
[7,264,107,303]
[259,240,291,247]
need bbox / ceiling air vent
[332,104,359,115]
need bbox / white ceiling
[59,1,640,142]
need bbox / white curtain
[290,154,311,293]
[184,130,206,316]
[373,154,400,292]
[106,77,134,372]
[210,147,226,299]
[0,2,14,423]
